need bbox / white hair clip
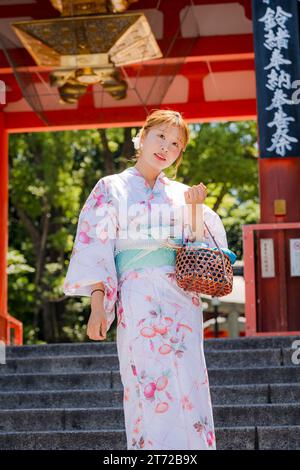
[132,131,142,150]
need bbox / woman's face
[140,124,184,170]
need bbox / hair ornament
[132,131,142,150]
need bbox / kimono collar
[127,165,168,191]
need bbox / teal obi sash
[114,241,237,277]
[115,247,176,277]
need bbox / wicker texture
[175,245,233,296]
[164,219,233,297]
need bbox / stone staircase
[0,336,300,450]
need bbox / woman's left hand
[184,183,207,205]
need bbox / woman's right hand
[184,182,207,205]
[87,309,107,341]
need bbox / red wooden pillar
[0,111,8,342]
[259,158,300,224]
[257,158,300,333]
[0,113,23,345]
[244,157,300,335]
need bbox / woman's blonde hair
[133,109,190,179]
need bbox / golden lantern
[11,0,162,103]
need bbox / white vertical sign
[0,80,6,105]
[0,341,5,365]
[290,238,300,277]
[260,238,275,278]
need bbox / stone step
[0,429,127,450]
[204,336,300,351]
[257,426,300,450]
[5,335,300,358]
[217,425,300,450]
[0,354,120,374]
[0,366,299,392]
[198,366,300,386]
[0,407,125,432]
[0,389,124,409]
[0,428,258,451]
[0,383,299,409]
[0,371,113,391]
[211,383,300,405]
[1,348,297,374]
[214,403,300,427]
[0,426,298,450]
[270,383,300,404]
[5,342,118,358]
[0,404,299,432]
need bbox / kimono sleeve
[63,177,118,332]
[203,209,228,249]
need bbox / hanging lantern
[11,0,161,103]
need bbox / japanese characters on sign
[252,0,300,157]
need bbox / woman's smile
[154,152,167,162]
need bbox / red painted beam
[0,59,255,86]
[5,98,256,132]
[0,58,255,95]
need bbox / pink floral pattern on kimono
[64,166,228,450]
[63,177,118,331]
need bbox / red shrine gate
[0,0,299,344]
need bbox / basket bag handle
[184,205,230,285]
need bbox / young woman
[63,110,228,450]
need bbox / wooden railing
[0,313,23,345]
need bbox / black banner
[252,0,300,157]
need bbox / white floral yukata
[64,166,228,450]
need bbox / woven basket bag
[165,215,233,297]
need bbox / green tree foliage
[8,128,135,344]
[8,121,259,344]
